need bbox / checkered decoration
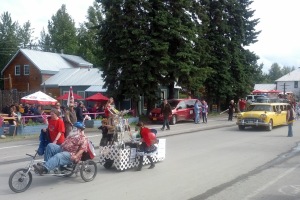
[99,139,166,171]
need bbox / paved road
[0,115,235,164]
[2,116,300,200]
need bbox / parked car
[236,102,289,131]
[246,95,266,102]
[149,99,197,125]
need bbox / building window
[77,91,85,99]
[294,81,298,88]
[24,65,30,75]
[15,65,20,76]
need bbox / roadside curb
[157,123,236,138]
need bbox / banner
[67,86,74,106]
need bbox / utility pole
[9,74,12,90]
[280,82,289,98]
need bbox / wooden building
[1,49,93,94]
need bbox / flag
[67,86,74,107]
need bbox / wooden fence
[0,90,30,110]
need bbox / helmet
[73,122,85,130]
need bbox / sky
[0,0,299,73]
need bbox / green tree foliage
[97,0,214,113]
[17,21,35,48]
[266,63,295,83]
[201,0,260,105]
[47,4,78,54]
[281,65,295,75]
[0,12,34,89]
[98,0,157,113]
[38,28,52,52]
[77,2,104,68]
[268,63,283,82]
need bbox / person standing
[76,101,85,123]
[286,104,294,137]
[64,103,77,137]
[194,100,201,124]
[201,100,208,123]
[239,98,247,112]
[228,100,235,121]
[54,102,64,119]
[104,97,115,118]
[160,99,172,131]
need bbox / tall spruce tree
[202,0,261,107]
[77,2,104,68]
[47,4,78,54]
[98,0,158,113]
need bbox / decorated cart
[98,108,166,171]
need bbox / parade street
[1,117,300,200]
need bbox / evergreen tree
[202,0,261,106]
[98,0,157,113]
[17,21,35,49]
[268,63,283,82]
[77,2,104,68]
[47,4,78,54]
[281,65,295,75]
[0,12,35,88]
[38,28,52,52]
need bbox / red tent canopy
[56,92,83,100]
[252,89,267,94]
[268,89,281,93]
[85,93,109,101]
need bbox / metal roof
[276,68,300,82]
[85,85,106,92]
[61,54,93,67]
[1,49,93,75]
[42,68,105,87]
[254,84,276,91]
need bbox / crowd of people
[33,96,158,173]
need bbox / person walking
[286,104,295,137]
[194,100,201,124]
[160,99,172,131]
[228,100,235,121]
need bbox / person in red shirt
[33,122,87,174]
[46,109,65,145]
[239,98,247,112]
[136,121,157,171]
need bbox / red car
[149,99,197,125]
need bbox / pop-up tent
[85,93,109,102]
